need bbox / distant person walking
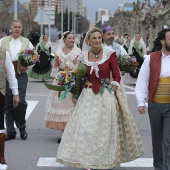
[32,32,40,47]
[28,34,52,81]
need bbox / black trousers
[148,100,170,170]
[0,93,5,130]
[5,73,28,135]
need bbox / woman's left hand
[112,85,117,91]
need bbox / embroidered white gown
[56,48,144,169]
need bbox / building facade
[96,8,111,23]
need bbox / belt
[152,77,170,103]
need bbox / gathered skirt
[45,79,74,130]
[56,88,144,169]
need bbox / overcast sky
[83,0,155,23]
[19,0,155,23]
[83,0,135,23]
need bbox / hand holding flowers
[17,48,39,74]
[45,63,87,101]
[18,48,39,66]
[118,55,138,73]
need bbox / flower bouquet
[44,63,87,101]
[18,48,39,66]
[118,55,138,73]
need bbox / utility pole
[48,0,51,39]
[14,0,18,20]
[68,1,70,31]
[61,0,63,35]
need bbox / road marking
[26,101,39,119]
[124,85,135,91]
[37,157,153,167]
[5,101,38,128]
[26,93,48,97]
[126,92,135,95]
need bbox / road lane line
[124,85,135,91]
[26,93,48,96]
[5,101,38,128]
[126,92,135,95]
[37,157,153,167]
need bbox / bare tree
[0,0,13,33]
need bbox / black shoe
[57,137,61,143]
[19,129,27,140]
[5,134,16,141]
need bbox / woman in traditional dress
[45,31,82,143]
[128,32,146,78]
[123,35,131,53]
[56,28,144,169]
[115,33,125,45]
[28,34,52,81]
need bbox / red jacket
[86,52,121,94]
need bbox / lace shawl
[55,45,82,70]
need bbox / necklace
[91,48,102,59]
[66,47,72,52]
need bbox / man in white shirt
[0,20,34,141]
[136,28,170,170]
[0,48,19,170]
[102,26,127,57]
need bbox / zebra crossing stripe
[37,157,153,167]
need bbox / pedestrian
[32,32,40,48]
[27,31,34,44]
[123,35,131,53]
[45,31,82,143]
[79,32,86,50]
[128,32,147,78]
[102,25,128,100]
[135,28,170,170]
[28,34,52,81]
[56,27,144,169]
[0,20,34,141]
[102,26,127,58]
[0,47,19,170]
[115,32,125,45]
[152,36,162,52]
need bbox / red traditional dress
[56,47,144,169]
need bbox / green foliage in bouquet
[118,55,138,73]
[44,63,87,101]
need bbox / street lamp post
[76,20,81,34]
[68,1,70,31]
[61,0,63,35]
[14,0,18,20]
[74,15,81,34]
[48,0,51,40]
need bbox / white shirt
[103,42,127,56]
[135,52,170,107]
[5,51,18,95]
[0,36,34,61]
